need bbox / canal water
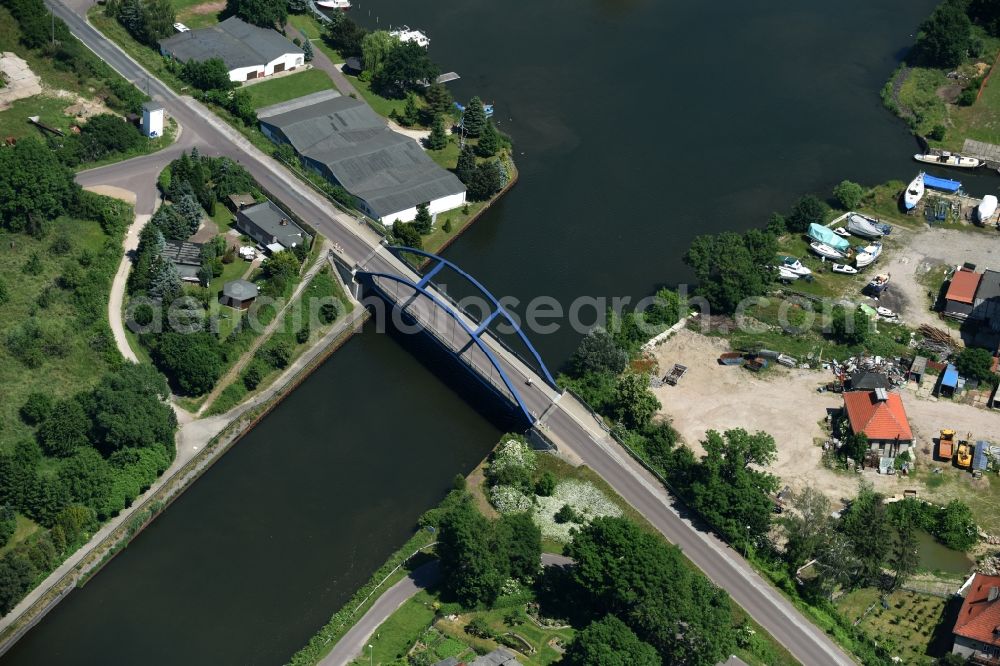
[6,0,999,663]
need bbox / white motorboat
[777,266,800,281]
[316,0,351,8]
[914,152,983,169]
[390,25,430,47]
[810,241,845,260]
[779,256,812,277]
[978,195,998,223]
[904,173,924,210]
[876,306,898,319]
[854,241,882,268]
[832,263,858,275]
[834,227,851,237]
[846,213,885,239]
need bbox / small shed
[343,56,362,74]
[939,363,959,397]
[973,442,990,471]
[228,193,256,212]
[908,355,928,384]
[221,279,258,309]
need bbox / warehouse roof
[259,91,465,218]
[159,17,302,69]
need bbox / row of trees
[103,0,175,47]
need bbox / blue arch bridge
[353,246,559,426]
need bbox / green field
[836,588,953,665]
[288,13,324,40]
[173,0,225,29]
[245,68,336,109]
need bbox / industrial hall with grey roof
[258,90,466,224]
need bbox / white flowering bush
[490,484,534,514]
[533,480,622,542]
[489,438,536,477]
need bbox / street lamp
[369,644,374,666]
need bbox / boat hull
[810,242,843,260]
[846,214,884,239]
[914,153,983,169]
[904,173,924,210]
[978,195,998,222]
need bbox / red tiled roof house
[953,573,1000,661]
[842,389,913,458]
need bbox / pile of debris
[828,355,908,389]
[917,324,958,359]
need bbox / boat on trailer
[810,241,845,260]
[846,213,885,239]
[866,273,891,295]
[904,173,925,210]
[778,256,812,276]
[777,266,801,281]
[914,152,983,169]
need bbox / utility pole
[51,11,55,47]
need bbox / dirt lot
[650,328,901,503]
[650,327,1000,515]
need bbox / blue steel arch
[358,270,535,425]
[386,246,558,389]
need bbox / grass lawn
[173,0,225,29]
[244,68,336,109]
[288,13,324,40]
[341,70,424,122]
[835,588,953,665]
[313,40,345,65]
[0,95,82,140]
[0,516,41,557]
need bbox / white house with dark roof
[257,90,466,225]
[159,17,304,82]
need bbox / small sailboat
[914,152,983,169]
[854,241,882,268]
[846,213,885,239]
[810,241,844,260]
[832,263,858,275]
[316,0,351,8]
[904,173,924,210]
[978,195,998,223]
[778,256,812,277]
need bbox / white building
[141,101,164,138]
[159,17,304,83]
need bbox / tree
[683,230,776,314]
[174,194,204,234]
[227,88,257,126]
[324,14,366,58]
[152,332,224,395]
[148,257,182,303]
[301,39,313,62]
[830,305,871,346]
[425,114,448,150]
[0,506,15,548]
[566,517,734,665]
[915,0,972,67]
[468,160,504,200]
[937,500,977,551]
[840,481,891,586]
[0,137,78,233]
[889,516,919,591]
[569,329,628,377]
[462,96,487,137]
[535,471,557,497]
[373,41,438,97]
[58,448,113,514]
[786,194,827,233]
[424,83,453,117]
[412,203,433,234]
[833,180,864,210]
[360,30,396,75]
[970,0,1000,36]
[437,498,506,607]
[782,485,831,568]
[688,429,779,549]
[563,615,659,666]
[37,399,92,458]
[0,552,36,615]
[138,0,176,44]
[766,212,787,235]
[612,373,660,431]
[475,119,500,157]
[392,221,422,249]
[180,58,233,91]
[455,144,477,184]
[956,347,996,383]
[225,0,286,28]
[20,392,53,425]
[90,363,176,454]
[497,512,541,582]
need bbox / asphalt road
[50,4,854,664]
[322,554,574,666]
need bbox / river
[5,0,997,663]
